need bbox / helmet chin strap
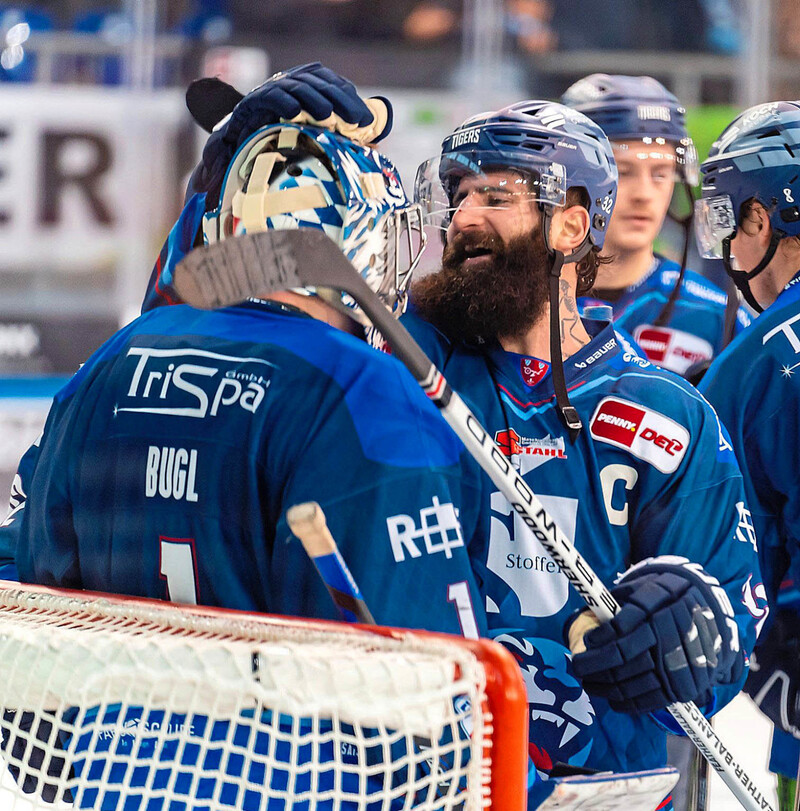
[722,230,781,314]
[654,181,694,328]
[541,208,593,443]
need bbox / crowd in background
[4,0,800,92]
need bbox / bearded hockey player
[561,74,750,380]
[408,100,765,802]
[48,66,765,808]
[697,101,800,811]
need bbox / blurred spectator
[777,0,800,57]
[174,0,232,43]
[402,2,459,43]
[0,7,54,83]
[506,0,556,54]
[549,0,733,52]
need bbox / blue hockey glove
[567,558,743,715]
[745,608,800,737]
[186,62,392,207]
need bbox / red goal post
[0,581,528,811]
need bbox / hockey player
[9,122,489,634]
[561,74,750,380]
[2,121,497,810]
[0,63,391,580]
[408,101,764,802]
[696,101,800,811]
[120,68,764,802]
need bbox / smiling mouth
[463,247,493,259]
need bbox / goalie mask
[203,123,426,319]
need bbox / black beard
[411,227,551,344]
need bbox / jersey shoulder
[596,352,727,454]
[651,257,728,309]
[123,304,466,470]
[702,288,800,420]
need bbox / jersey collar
[486,318,621,399]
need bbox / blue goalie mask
[203,123,426,318]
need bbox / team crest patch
[495,428,567,460]
[590,397,689,473]
[633,325,713,376]
[520,357,550,387]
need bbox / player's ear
[549,204,590,255]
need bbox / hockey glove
[745,608,800,737]
[567,557,743,715]
[186,62,392,207]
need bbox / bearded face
[411,224,552,344]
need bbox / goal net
[0,582,527,811]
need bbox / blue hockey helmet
[561,74,698,186]
[414,100,618,256]
[695,101,800,310]
[203,122,426,317]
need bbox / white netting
[0,586,495,811]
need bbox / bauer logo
[637,104,671,122]
[590,397,689,473]
[118,346,273,419]
[386,496,464,563]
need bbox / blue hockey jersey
[700,272,800,610]
[2,299,500,811]
[401,306,765,780]
[700,272,800,781]
[580,256,751,376]
[12,299,488,637]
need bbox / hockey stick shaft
[286,501,375,624]
[175,230,774,811]
[286,501,459,803]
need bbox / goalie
[0,117,495,808]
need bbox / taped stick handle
[287,501,375,624]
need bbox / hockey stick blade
[174,229,774,811]
[174,230,434,383]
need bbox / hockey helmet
[203,122,426,317]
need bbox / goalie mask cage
[0,582,528,811]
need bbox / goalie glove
[566,556,744,715]
[185,62,392,207]
[745,608,800,737]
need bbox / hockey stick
[286,501,375,624]
[174,229,774,811]
[286,500,464,805]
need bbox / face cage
[694,194,737,259]
[385,204,428,314]
[341,204,427,323]
[414,154,567,233]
